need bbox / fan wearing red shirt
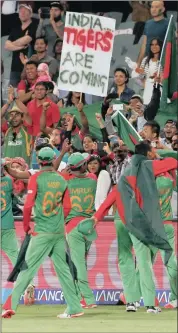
[17,60,38,105]
[25,81,60,137]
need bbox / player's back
[65,174,97,222]
[1,175,14,229]
[34,171,67,233]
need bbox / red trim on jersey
[152,158,177,177]
[94,187,116,221]
[116,191,126,224]
[65,216,85,234]
[23,173,39,233]
[63,188,72,218]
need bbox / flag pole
[157,15,173,78]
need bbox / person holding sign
[58,11,115,97]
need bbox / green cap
[77,218,97,241]
[68,152,88,169]
[38,147,56,164]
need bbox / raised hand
[19,52,29,65]
[67,115,75,130]
[95,113,102,122]
[7,85,15,104]
[77,102,83,113]
[106,106,113,115]
[42,102,51,112]
[61,138,71,154]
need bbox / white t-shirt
[28,161,66,175]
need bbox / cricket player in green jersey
[153,171,177,309]
[1,159,35,306]
[2,148,83,319]
[93,142,177,313]
[1,159,19,266]
[63,152,97,309]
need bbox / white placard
[58,12,116,97]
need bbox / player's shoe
[164,300,177,309]
[146,306,160,313]
[57,312,84,319]
[24,284,35,305]
[2,310,15,319]
[80,298,97,309]
[126,303,137,312]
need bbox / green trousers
[3,233,82,315]
[115,217,157,306]
[151,224,177,302]
[1,229,19,266]
[115,218,141,303]
[66,227,95,305]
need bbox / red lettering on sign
[64,27,113,53]
[87,29,95,49]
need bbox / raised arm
[23,174,38,233]
[36,10,45,38]
[16,98,32,126]
[40,103,53,135]
[53,139,71,171]
[77,102,89,134]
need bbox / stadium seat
[128,78,144,95]
[125,44,140,62]
[104,12,123,29]
[109,56,126,77]
[126,13,133,22]
[112,34,135,59]
[117,21,135,31]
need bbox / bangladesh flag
[117,154,173,265]
[111,107,142,151]
[156,16,177,127]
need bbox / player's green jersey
[1,175,14,229]
[156,174,174,221]
[65,174,97,223]
[28,171,67,233]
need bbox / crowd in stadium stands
[1,0,178,219]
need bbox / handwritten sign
[58,12,116,97]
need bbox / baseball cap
[77,218,97,241]
[165,119,177,127]
[38,147,56,164]
[19,4,33,13]
[8,105,23,114]
[68,152,88,169]
[50,2,64,10]
[130,94,143,104]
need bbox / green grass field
[2,305,177,333]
